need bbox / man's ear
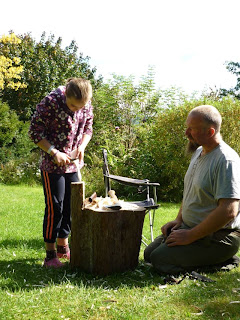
[208,127,215,137]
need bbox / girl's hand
[77,145,85,162]
[54,152,71,166]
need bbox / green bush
[81,151,105,197]
[0,151,41,185]
[150,97,240,202]
[2,92,240,205]
[0,99,20,162]
[0,100,36,163]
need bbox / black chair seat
[129,199,159,210]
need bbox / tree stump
[70,182,146,275]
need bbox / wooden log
[70,182,146,275]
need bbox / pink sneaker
[43,257,64,268]
[57,250,70,260]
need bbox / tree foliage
[0,99,35,163]
[86,69,163,198]
[0,33,26,91]
[0,32,102,120]
[91,69,161,169]
[1,31,240,205]
[221,61,240,99]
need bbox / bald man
[144,105,240,274]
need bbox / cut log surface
[71,182,146,275]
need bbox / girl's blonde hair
[65,78,92,104]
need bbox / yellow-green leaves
[0,33,27,91]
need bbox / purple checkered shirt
[29,86,93,173]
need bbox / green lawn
[0,184,240,319]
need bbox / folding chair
[102,149,160,245]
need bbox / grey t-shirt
[182,141,240,229]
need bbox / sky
[1,0,240,95]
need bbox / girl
[29,78,93,268]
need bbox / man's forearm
[189,199,239,242]
[166,199,239,246]
[175,203,183,222]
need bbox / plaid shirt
[29,86,93,173]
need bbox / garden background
[1,32,240,319]
[1,32,240,202]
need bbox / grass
[1,184,240,320]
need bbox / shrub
[0,152,41,185]
[150,97,240,202]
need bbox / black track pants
[41,171,79,243]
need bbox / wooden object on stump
[71,182,146,275]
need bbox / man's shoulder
[218,141,240,161]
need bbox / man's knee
[144,235,164,263]
[149,248,185,274]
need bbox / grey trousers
[144,224,240,274]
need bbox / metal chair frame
[102,149,160,244]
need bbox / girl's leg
[57,172,79,259]
[41,171,65,266]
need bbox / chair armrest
[104,174,159,187]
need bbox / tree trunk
[71,182,146,275]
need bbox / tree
[0,32,102,120]
[89,68,162,192]
[92,68,161,157]
[0,33,26,91]
[0,99,24,163]
[221,61,240,99]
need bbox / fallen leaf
[158,284,168,289]
[190,305,203,316]
[222,312,230,316]
[6,292,14,297]
[134,269,145,277]
[99,306,111,310]
[102,299,117,303]
[67,273,77,278]
[65,284,74,289]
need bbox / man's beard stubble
[185,140,200,155]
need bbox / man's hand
[161,219,182,238]
[165,229,194,247]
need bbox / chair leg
[152,209,156,230]
[104,176,111,197]
[141,235,149,246]
[148,210,154,242]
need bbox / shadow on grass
[163,268,240,319]
[1,246,240,293]
[1,254,240,319]
[0,238,44,250]
[0,253,166,291]
[1,236,240,318]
